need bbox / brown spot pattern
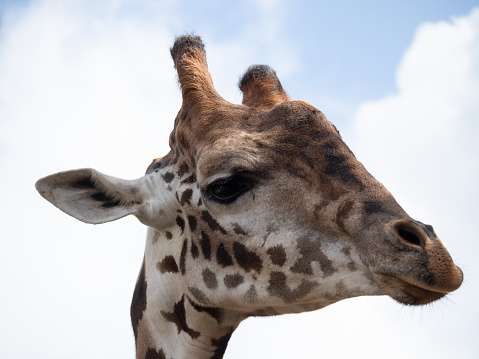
[224,273,244,288]
[187,296,223,324]
[216,243,233,267]
[321,141,364,189]
[157,255,179,274]
[177,162,189,178]
[363,200,384,215]
[180,189,193,205]
[267,245,287,266]
[145,348,166,359]
[201,211,227,234]
[180,239,187,275]
[162,172,175,183]
[181,173,197,185]
[233,242,263,273]
[243,284,258,302]
[336,200,354,233]
[290,237,336,276]
[211,328,234,359]
[191,241,199,259]
[130,259,147,342]
[189,286,211,305]
[267,271,316,303]
[200,231,211,260]
[187,215,197,232]
[171,150,179,165]
[176,216,185,234]
[202,268,218,289]
[232,223,248,236]
[160,296,200,339]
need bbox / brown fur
[240,65,291,110]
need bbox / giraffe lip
[373,273,446,305]
[392,274,452,294]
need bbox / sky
[0,0,478,358]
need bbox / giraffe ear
[35,168,144,224]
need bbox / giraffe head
[36,35,462,357]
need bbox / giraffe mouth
[373,273,446,305]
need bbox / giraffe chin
[374,274,446,305]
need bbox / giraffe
[36,35,463,359]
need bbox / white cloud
[350,9,479,221]
[347,9,479,252]
[341,7,479,359]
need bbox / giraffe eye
[206,176,255,204]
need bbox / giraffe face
[143,92,461,311]
[149,35,461,310]
[36,35,463,323]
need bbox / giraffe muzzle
[371,219,463,305]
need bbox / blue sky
[0,1,478,358]
[2,0,476,125]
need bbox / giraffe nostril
[392,220,426,248]
[397,227,421,246]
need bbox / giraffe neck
[132,228,243,359]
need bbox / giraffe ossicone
[36,35,463,359]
